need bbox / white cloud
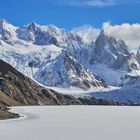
[72,25,100,43]
[50,0,140,7]
[73,23,140,49]
[102,22,140,48]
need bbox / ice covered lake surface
[0,106,140,140]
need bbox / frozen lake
[0,106,140,140]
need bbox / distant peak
[96,29,109,41]
[98,29,119,43]
[48,24,59,29]
[27,22,39,31]
[29,22,38,27]
[0,19,7,23]
[99,29,109,37]
[0,19,16,29]
[47,24,64,32]
[99,29,127,46]
[0,19,9,26]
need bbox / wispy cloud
[102,22,140,48]
[73,22,140,48]
[72,25,100,43]
[49,0,140,7]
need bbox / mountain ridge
[0,19,140,104]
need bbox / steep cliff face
[91,31,139,71]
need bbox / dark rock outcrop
[78,96,125,106]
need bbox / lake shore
[0,108,20,120]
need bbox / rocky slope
[0,110,19,120]
[0,59,84,107]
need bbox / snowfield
[0,106,140,140]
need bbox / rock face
[0,109,19,120]
[91,31,139,71]
[112,54,139,71]
[92,31,126,65]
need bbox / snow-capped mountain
[34,50,107,89]
[0,19,140,104]
[0,19,107,90]
[84,30,140,86]
[90,30,139,71]
[0,19,17,41]
[91,31,129,65]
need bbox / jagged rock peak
[0,19,16,29]
[0,19,8,25]
[27,22,39,31]
[0,19,17,41]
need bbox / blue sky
[0,0,140,30]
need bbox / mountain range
[0,19,140,104]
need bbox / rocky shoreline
[0,108,20,120]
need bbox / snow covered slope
[34,51,107,89]
[0,42,107,89]
[90,77,140,104]
[0,20,107,90]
